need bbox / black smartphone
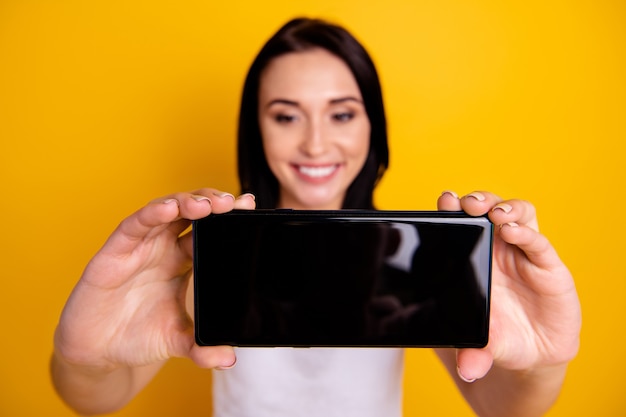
[193,210,493,348]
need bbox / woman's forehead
[258,48,362,104]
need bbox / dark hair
[237,17,389,209]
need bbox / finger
[106,189,239,255]
[177,192,257,259]
[131,192,215,236]
[160,188,238,218]
[165,317,237,369]
[103,199,192,255]
[157,189,242,238]
[151,188,240,218]
[497,222,565,270]
[233,193,257,210]
[490,199,539,232]
[189,345,237,370]
[456,347,494,382]
[184,188,237,214]
[459,191,504,216]
[437,191,462,211]
[177,190,255,217]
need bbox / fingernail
[192,195,212,204]
[499,222,519,229]
[162,198,178,205]
[441,190,458,199]
[212,191,235,201]
[466,192,486,202]
[238,193,256,201]
[492,203,512,214]
[457,366,477,383]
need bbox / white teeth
[298,165,337,178]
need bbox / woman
[237,17,388,211]
[51,18,581,417]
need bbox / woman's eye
[332,112,355,122]
[275,114,297,123]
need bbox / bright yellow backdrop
[1,1,624,416]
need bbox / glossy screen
[193,210,493,348]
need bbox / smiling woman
[48,16,583,417]
[258,48,371,210]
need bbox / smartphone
[193,209,493,348]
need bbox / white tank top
[211,347,404,417]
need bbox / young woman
[51,18,581,417]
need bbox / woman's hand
[437,191,581,382]
[53,189,256,374]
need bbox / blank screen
[193,211,492,348]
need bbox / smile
[296,164,339,179]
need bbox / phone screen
[193,210,493,348]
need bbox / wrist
[53,325,119,375]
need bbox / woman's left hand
[437,191,581,382]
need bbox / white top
[212,348,404,417]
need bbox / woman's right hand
[53,189,256,374]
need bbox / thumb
[456,348,493,383]
[167,326,237,370]
[189,344,237,370]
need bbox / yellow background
[1,0,624,416]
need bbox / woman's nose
[299,120,328,157]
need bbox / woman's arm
[50,190,255,415]
[436,191,581,417]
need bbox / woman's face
[258,48,371,210]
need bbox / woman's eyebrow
[330,96,363,104]
[265,99,299,108]
[264,96,363,109]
